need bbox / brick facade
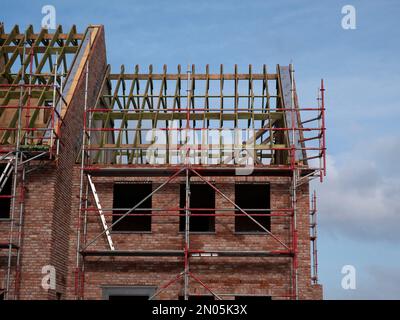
[63,174,322,300]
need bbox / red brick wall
[65,173,322,300]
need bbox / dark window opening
[0,290,4,300]
[179,295,215,301]
[179,184,215,232]
[108,295,149,300]
[235,295,272,301]
[235,184,270,232]
[0,164,12,219]
[112,183,152,232]
[102,286,156,300]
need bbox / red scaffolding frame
[75,63,326,300]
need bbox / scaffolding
[0,24,84,299]
[0,24,325,300]
[76,62,326,300]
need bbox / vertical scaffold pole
[76,43,90,299]
[183,65,191,300]
[5,40,26,300]
[320,79,326,180]
[14,154,26,299]
[289,63,298,300]
[184,167,190,300]
[50,51,58,158]
[24,48,33,146]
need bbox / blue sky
[2,0,400,299]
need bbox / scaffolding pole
[184,167,190,299]
[4,41,26,300]
[75,46,91,299]
[289,63,299,300]
[183,65,191,300]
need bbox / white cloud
[315,136,400,242]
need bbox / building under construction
[0,24,325,300]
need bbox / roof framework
[88,64,321,167]
[0,23,83,149]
